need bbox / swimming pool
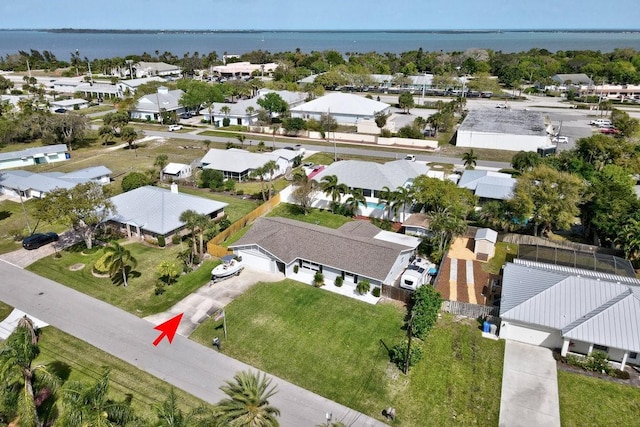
[366,201,385,210]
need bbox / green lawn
[35,327,207,423]
[558,370,640,426]
[26,243,218,317]
[0,300,13,323]
[267,203,353,229]
[175,187,258,223]
[483,242,518,275]
[0,199,68,254]
[190,282,504,425]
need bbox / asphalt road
[0,260,385,427]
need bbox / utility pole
[403,311,415,375]
[17,186,32,234]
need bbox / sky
[1,0,639,31]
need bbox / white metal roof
[290,93,389,116]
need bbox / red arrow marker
[153,313,183,346]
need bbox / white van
[589,119,611,127]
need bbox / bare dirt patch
[69,263,85,271]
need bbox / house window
[300,259,321,272]
[593,344,609,353]
[630,352,638,359]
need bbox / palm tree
[179,210,200,264]
[214,370,280,427]
[462,149,477,170]
[378,186,396,220]
[155,154,169,181]
[195,213,211,259]
[392,186,413,222]
[155,388,214,427]
[320,175,347,213]
[0,317,59,427]
[220,105,231,125]
[56,369,133,427]
[245,106,255,127]
[345,189,366,217]
[103,241,138,287]
[237,134,246,147]
[263,160,279,199]
[120,126,138,154]
[250,165,268,201]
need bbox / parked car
[495,103,508,109]
[303,162,314,168]
[590,119,612,126]
[22,232,59,250]
[54,108,67,113]
[404,154,416,161]
[168,124,183,131]
[552,136,569,144]
[600,127,619,134]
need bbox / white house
[456,110,553,152]
[0,166,111,199]
[133,62,181,78]
[162,163,192,180]
[118,77,166,96]
[200,89,307,127]
[290,93,390,125]
[457,170,517,202]
[106,184,227,239]
[49,98,89,112]
[211,62,278,78]
[0,144,69,171]
[130,86,185,122]
[201,148,301,182]
[75,82,122,100]
[230,217,420,301]
[499,259,640,370]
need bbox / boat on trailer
[211,255,244,281]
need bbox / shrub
[380,129,393,138]
[411,285,442,339]
[293,265,299,274]
[356,279,370,295]
[236,189,244,196]
[218,218,231,231]
[93,253,110,275]
[334,276,343,287]
[313,271,324,287]
[222,117,230,127]
[565,354,586,369]
[390,339,424,371]
[157,235,166,247]
[154,282,166,295]
[224,179,236,192]
[612,369,630,380]
[585,351,612,374]
[372,287,381,297]
[121,172,152,192]
[171,234,181,245]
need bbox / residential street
[0,260,386,427]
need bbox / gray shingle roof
[230,217,416,282]
[458,109,548,136]
[107,186,227,236]
[312,159,428,192]
[501,262,640,353]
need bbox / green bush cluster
[356,279,370,295]
[93,252,110,275]
[411,285,442,339]
[157,235,166,247]
[390,339,424,371]
[334,276,343,287]
[313,271,324,287]
[372,287,381,297]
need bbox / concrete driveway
[0,230,81,268]
[499,340,560,427]
[145,267,284,336]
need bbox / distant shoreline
[1,28,640,35]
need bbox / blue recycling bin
[483,321,490,333]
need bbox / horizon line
[2,27,640,32]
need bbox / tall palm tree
[179,209,200,264]
[250,165,268,201]
[155,388,214,427]
[378,186,396,220]
[215,370,280,427]
[56,369,133,427]
[245,106,255,126]
[263,160,279,199]
[392,186,413,222]
[0,318,59,427]
[320,175,347,213]
[195,213,211,259]
[103,241,138,287]
[345,188,366,217]
[462,149,477,170]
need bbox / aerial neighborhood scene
[1,1,640,426]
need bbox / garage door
[239,250,274,273]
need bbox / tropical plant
[344,188,366,217]
[120,126,138,152]
[263,160,279,198]
[356,279,371,295]
[313,271,325,287]
[56,369,134,427]
[462,149,477,170]
[250,165,268,201]
[378,186,396,220]
[392,186,413,222]
[0,317,58,427]
[103,241,138,287]
[179,209,200,265]
[158,261,180,286]
[155,388,215,427]
[155,154,169,181]
[320,175,348,213]
[214,370,280,427]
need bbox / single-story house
[474,228,498,261]
[402,213,432,237]
[117,76,166,96]
[162,163,192,180]
[309,159,432,220]
[201,148,300,182]
[457,170,517,202]
[130,86,185,122]
[105,184,227,239]
[132,62,181,78]
[290,93,391,125]
[0,166,111,199]
[229,217,420,297]
[211,62,278,78]
[456,110,553,152]
[51,78,84,93]
[0,144,69,171]
[499,259,640,370]
[551,73,593,86]
[200,89,307,127]
[75,82,122,100]
[49,98,89,112]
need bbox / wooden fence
[441,300,499,319]
[207,193,281,256]
[381,284,413,304]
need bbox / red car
[600,127,619,135]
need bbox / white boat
[211,255,243,280]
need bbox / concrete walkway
[145,267,284,336]
[0,260,385,427]
[499,340,560,427]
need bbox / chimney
[170,183,178,193]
